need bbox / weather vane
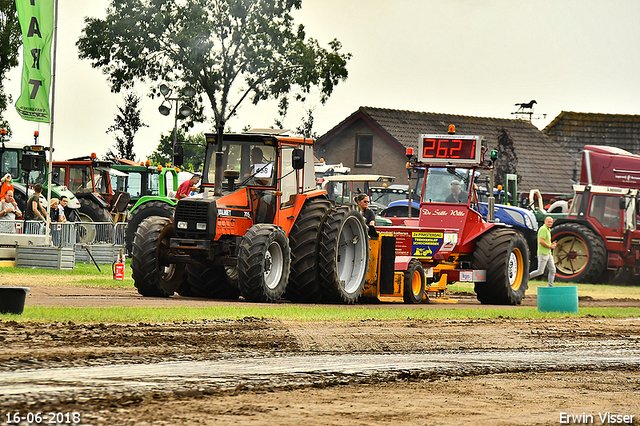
[511,100,547,121]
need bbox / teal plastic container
[537,286,578,313]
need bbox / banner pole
[45,0,59,246]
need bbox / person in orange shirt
[0,173,14,200]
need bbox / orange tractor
[130,131,370,302]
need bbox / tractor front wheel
[125,201,175,256]
[131,217,183,297]
[403,258,425,304]
[237,224,291,303]
[473,227,529,305]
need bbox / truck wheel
[286,197,331,302]
[552,223,606,283]
[403,258,425,304]
[125,201,175,256]
[131,217,184,297]
[184,264,240,300]
[319,206,369,304]
[237,224,290,302]
[473,227,529,305]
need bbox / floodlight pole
[158,85,194,161]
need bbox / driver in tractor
[445,180,468,203]
[246,146,276,223]
[244,147,273,186]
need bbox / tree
[495,127,518,188]
[0,0,22,132]
[148,131,206,172]
[296,107,318,139]
[77,0,351,132]
[105,92,148,161]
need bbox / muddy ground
[1,286,640,425]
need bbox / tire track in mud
[3,347,640,410]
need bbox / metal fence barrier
[0,220,127,248]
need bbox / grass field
[2,261,640,322]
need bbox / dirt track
[1,286,640,425]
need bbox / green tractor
[111,159,180,255]
[0,141,81,218]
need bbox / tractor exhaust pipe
[214,122,225,196]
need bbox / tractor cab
[52,155,130,222]
[192,132,316,229]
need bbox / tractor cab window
[280,145,297,208]
[69,165,93,193]
[568,193,582,216]
[52,166,66,186]
[24,153,46,185]
[589,194,621,229]
[121,172,142,197]
[28,169,46,185]
[92,167,112,194]
[205,141,277,187]
[148,173,159,196]
[0,150,18,180]
[422,167,473,203]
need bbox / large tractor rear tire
[184,264,240,300]
[131,216,184,297]
[237,224,291,303]
[285,197,332,303]
[125,201,175,256]
[78,198,111,222]
[551,223,606,283]
[318,206,369,304]
[403,258,425,304]
[74,199,112,244]
[473,227,529,305]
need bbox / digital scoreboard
[418,134,482,164]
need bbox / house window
[355,135,373,166]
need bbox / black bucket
[0,287,30,315]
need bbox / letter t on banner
[14,0,54,123]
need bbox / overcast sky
[4,0,640,161]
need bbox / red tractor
[52,155,130,222]
[130,131,370,302]
[551,145,640,284]
[381,127,530,305]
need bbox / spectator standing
[529,216,557,287]
[50,198,61,222]
[25,184,48,221]
[59,196,76,221]
[176,174,200,200]
[0,190,22,233]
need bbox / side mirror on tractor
[292,149,304,170]
[173,145,184,166]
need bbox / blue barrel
[537,286,578,313]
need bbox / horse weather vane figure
[511,100,547,122]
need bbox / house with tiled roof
[315,107,575,194]
[543,111,640,163]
